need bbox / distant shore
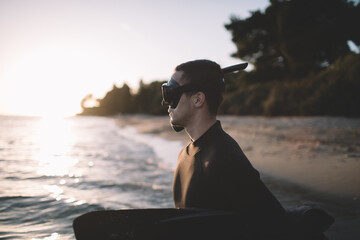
[115,114,360,240]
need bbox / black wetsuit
[173,121,285,220]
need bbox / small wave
[0,195,32,200]
[77,180,168,192]
[4,175,60,181]
[0,194,105,221]
[0,195,53,210]
[117,126,182,170]
[117,182,168,191]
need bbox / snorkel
[162,62,248,132]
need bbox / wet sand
[116,114,360,240]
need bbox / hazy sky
[0,0,269,117]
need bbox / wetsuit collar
[193,120,222,147]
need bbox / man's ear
[193,92,206,107]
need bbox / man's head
[161,60,247,133]
[164,59,224,116]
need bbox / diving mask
[161,78,200,109]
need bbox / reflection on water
[34,117,79,177]
[30,117,82,240]
[0,115,176,239]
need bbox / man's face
[167,71,193,128]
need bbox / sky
[0,0,270,117]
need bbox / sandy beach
[116,114,360,240]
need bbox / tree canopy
[219,0,360,117]
[225,0,360,78]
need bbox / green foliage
[133,80,168,115]
[220,0,360,117]
[80,83,133,116]
[225,0,360,77]
[300,53,360,116]
[98,84,133,115]
[220,81,271,115]
[220,53,360,117]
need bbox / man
[72,59,331,240]
[161,59,285,222]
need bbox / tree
[134,80,167,115]
[80,94,99,109]
[99,84,133,115]
[225,0,360,78]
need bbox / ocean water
[0,115,182,240]
[1,115,360,240]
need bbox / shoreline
[115,114,360,239]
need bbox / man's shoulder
[208,127,241,151]
[201,131,243,162]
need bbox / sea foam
[116,126,183,170]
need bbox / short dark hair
[175,59,224,115]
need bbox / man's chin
[169,114,184,126]
[170,119,183,128]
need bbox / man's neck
[185,114,217,142]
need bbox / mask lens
[161,78,181,108]
[169,94,181,109]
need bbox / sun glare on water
[34,116,80,177]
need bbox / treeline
[79,54,360,117]
[80,80,167,116]
[220,53,360,116]
[79,0,360,117]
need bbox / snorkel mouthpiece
[162,62,248,132]
[172,125,185,132]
